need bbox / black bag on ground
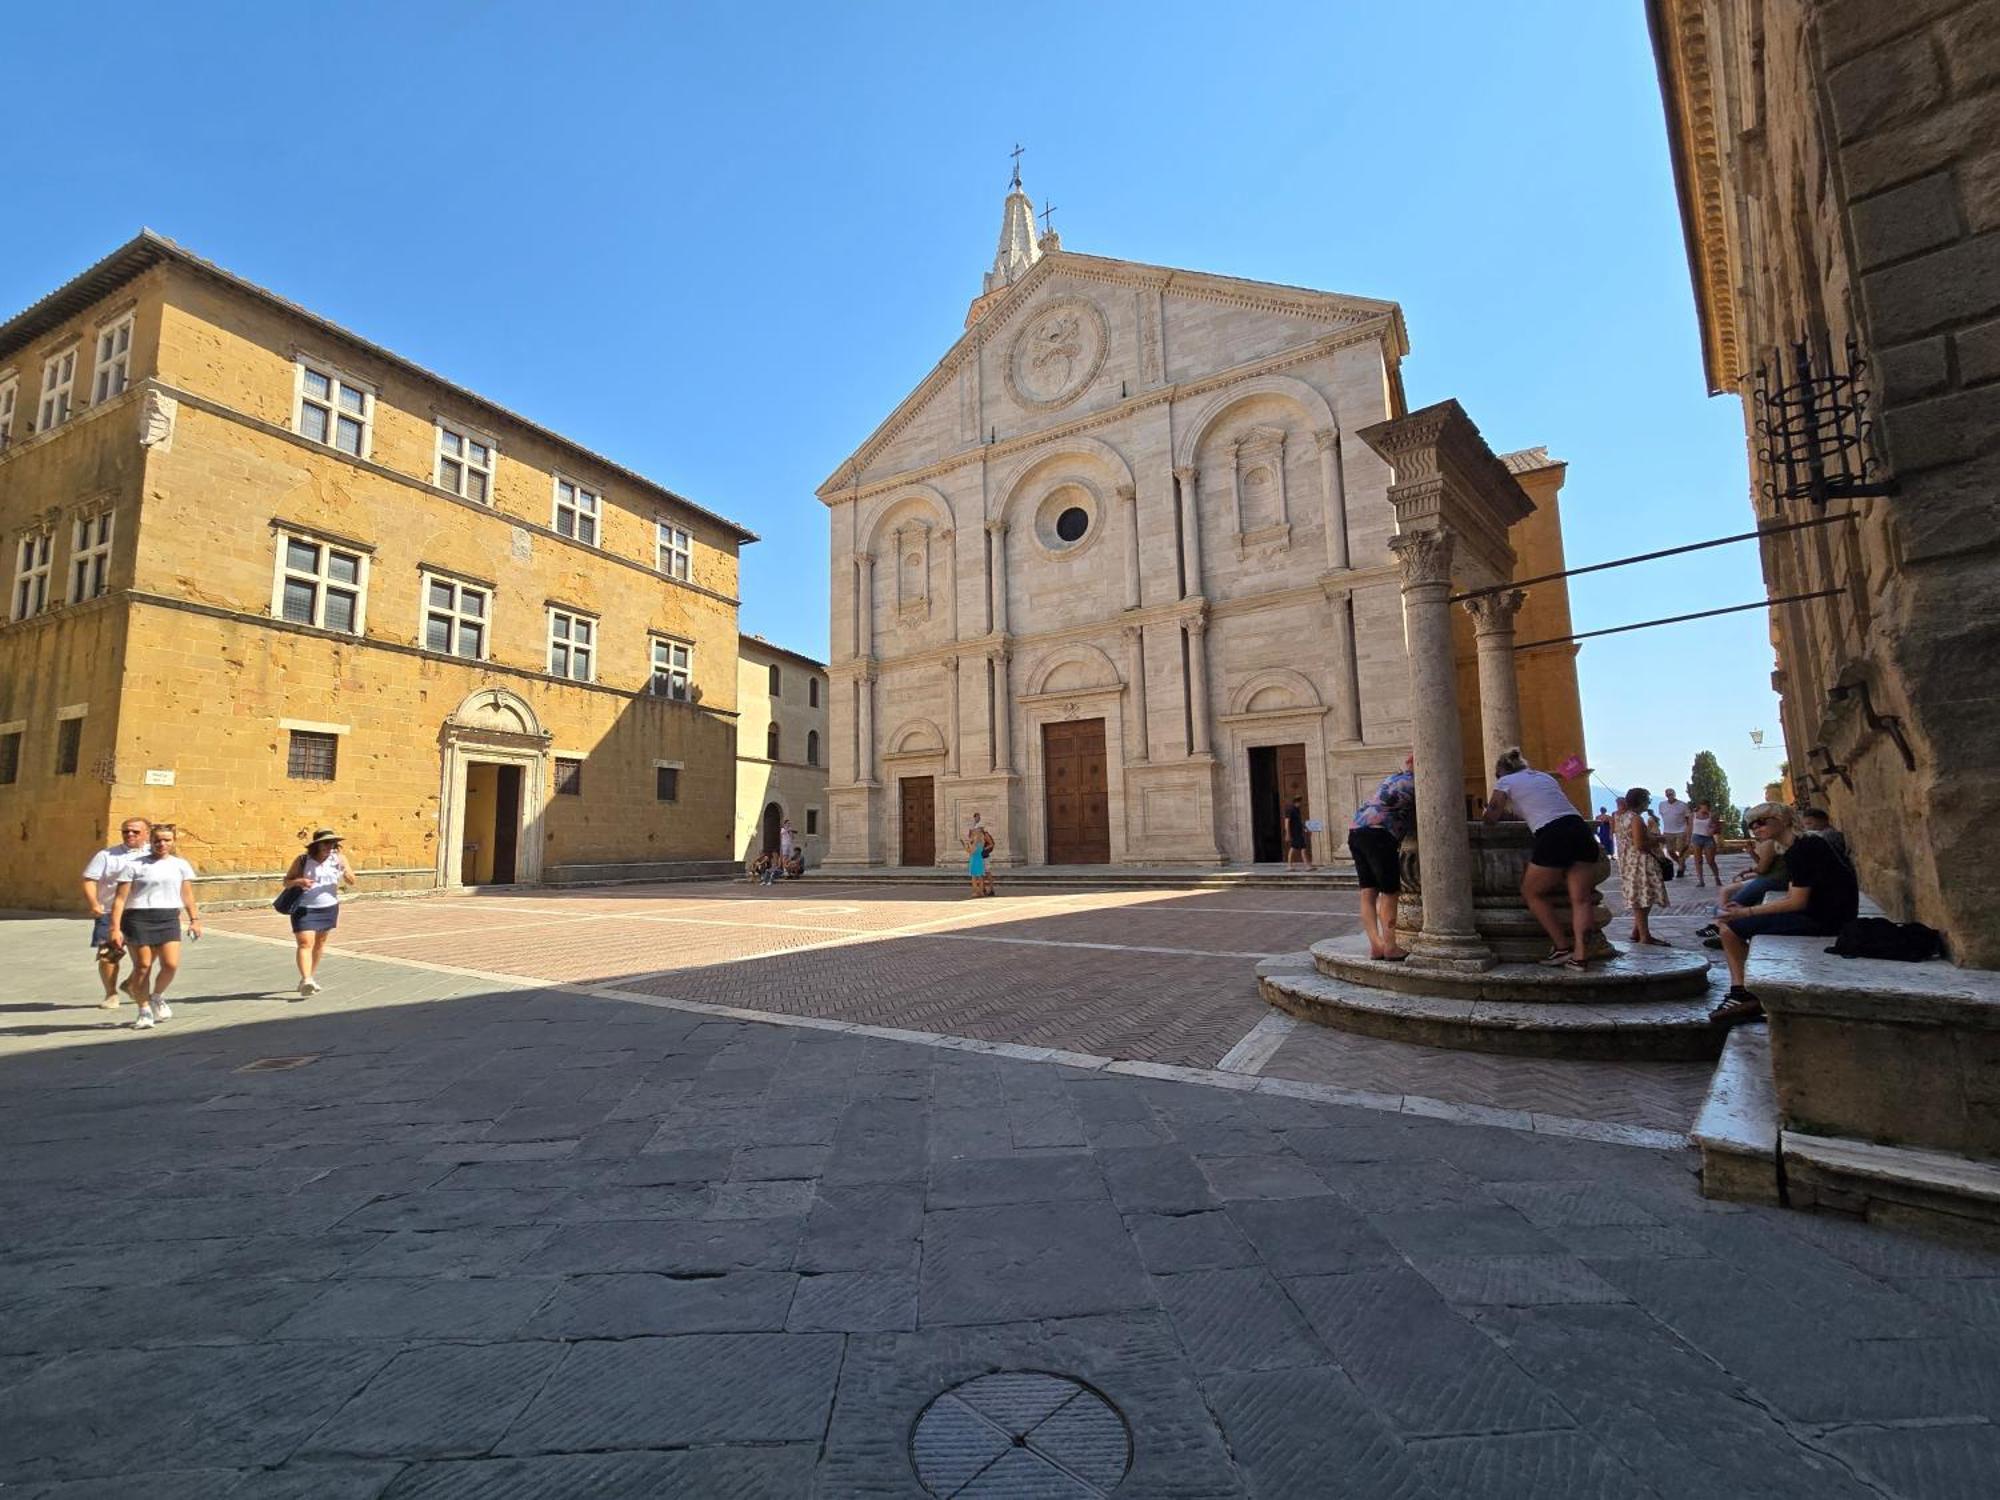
[273,885,303,916]
[1825,917,1942,962]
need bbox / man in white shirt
[1657,789,1691,878]
[81,816,149,1009]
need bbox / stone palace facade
[818,176,1586,869]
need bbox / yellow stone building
[734,635,830,868]
[0,233,754,908]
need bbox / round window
[1055,507,1090,543]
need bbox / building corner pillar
[1118,483,1141,609]
[1391,528,1491,971]
[1315,427,1350,571]
[1123,623,1150,762]
[986,520,1010,635]
[991,647,1014,773]
[1187,612,1213,757]
[1174,465,1205,598]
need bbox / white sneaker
[153,1000,172,1020]
[300,978,320,996]
[133,1006,156,1030]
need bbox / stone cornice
[1647,0,1743,393]
[819,321,1396,508]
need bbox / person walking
[81,816,149,1010]
[1485,748,1606,969]
[1283,797,1314,872]
[779,817,797,864]
[1657,789,1691,877]
[283,829,353,996]
[1594,805,1616,858]
[964,813,996,897]
[1614,790,1670,945]
[1689,802,1722,887]
[107,825,201,1030]
[1347,755,1415,961]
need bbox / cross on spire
[1039,200,1058,236]
[1009,143,1025,187]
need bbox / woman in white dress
[1615,789,1670,945]
[284,829,354,997]
[107,825,202,1030]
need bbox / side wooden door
[899,776,935,866]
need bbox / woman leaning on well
[107,824,202,1031]
[284,829,354,996]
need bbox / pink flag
[1556,754,1586,780]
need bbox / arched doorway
[761,802,783,854]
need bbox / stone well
[1394,820,1615,963]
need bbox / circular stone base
[1311,932,1712,1003]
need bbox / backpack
[1826,917,1943,962]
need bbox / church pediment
[818,251,1405,500]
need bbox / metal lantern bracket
[1754,334,1894,509]
[1828,680,1917,772]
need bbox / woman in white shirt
[283,829,355,997]
[107,825,202,1030]
[1483,748,1606,969]
[1688,802,1723,888]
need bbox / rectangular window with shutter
[55,717,82,776]
[554,757,583,796]
[655,765,679,802]
[0,730,20,785]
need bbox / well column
[1465,588,1527,793]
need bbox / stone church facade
[819,178,1585,868]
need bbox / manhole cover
[912,1371,1132,1497]
[236,1054,319,1073]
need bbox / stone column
[1119,483,1141,610]
[1174,465,1205,597]
[1187,613,1212,756]
[1316,427,1350,571]
[946,654,961,775]
[1123,623,1150,762]
[1391,529,1491,970]
[857,669,877,785]
[991,648,1014,772]
[986,520,1010,636]
[1464,588,1527,794]
[854,552,875,658]
[1322,582,1363,744]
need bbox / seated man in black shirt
[1712,802,1860,1025]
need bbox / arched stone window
[769,663,782,695]
[807,729,820,766]
[767,724,780,760]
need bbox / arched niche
[1023,641,1125,697]
[861,483,956,637]
[884,717,948,759]
[1227,667,1324,717]
[993,435,1136,531]
[446,687,544,740]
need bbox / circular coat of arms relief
[1006,297,1109,411]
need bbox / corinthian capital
[1388,528,1455,589]
[984,518,1009,537]
[852,550,874,569]
[1314,426,1339,454]
[1462,588,1528,632]
[1173,464,1199,488]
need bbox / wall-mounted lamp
[1806,745,1853,792]
[1827,681,1916,771]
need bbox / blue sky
[6,1,1785,808]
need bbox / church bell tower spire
[983,145,1044,295]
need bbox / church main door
[899,776,935,866]
[1043,718,1111,865]
[1249,743,1309,862]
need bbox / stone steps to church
[1256,953,1727,1062]
[822,864,1358,890]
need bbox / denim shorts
[90,913,113,949]
[1723,909,1839,941]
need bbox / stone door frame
[436,689,551,891]
[1018,685,1128,865]
[1221,707,1333,865]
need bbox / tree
[1688,751,1739,837]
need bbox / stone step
[1257,956,1728,1062]
[1310,932,1713,1002]
[1691,1023,1781,1204]
[1783,1132,2000,1243]
[824,865,1358,889]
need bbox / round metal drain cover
[912,1370,1132,1497]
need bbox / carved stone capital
[1121,623,1144,644]
[1186,611,1210,640]
[984,519,1009,537]
[1462,588,1528,633]
[1173,465,1199,488]
[1115,483,1137,504]
[1313,426,1339,454]
[852,550,873,569]
[1389,528,1455,590]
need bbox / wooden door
[899,776,935,866]
[1043,718,1111,865]
[492,764,522,883]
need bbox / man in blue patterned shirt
[1348,756,1415,960]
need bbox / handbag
[273,884,304,915]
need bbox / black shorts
[1287,828,1309,851]
[1347,826,1402,893]
[1529,814,1602,870]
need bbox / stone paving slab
[3,913,2000,1494]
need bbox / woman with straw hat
[283,829,354,996]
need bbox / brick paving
[3,916,1998,1496]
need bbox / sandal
[1710,989,1764,1026]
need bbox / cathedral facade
[818,177,1583,869]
